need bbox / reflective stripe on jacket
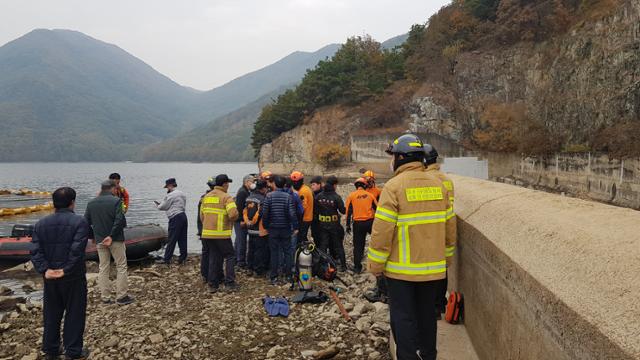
[200,186,239,239]
[366,162,456,282]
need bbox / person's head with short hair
[310,176,323,193]
[109,173,122,186]
[101,180,116,195]
[325,176,338,191]
[52,187,77,210]
[274,175,286,189]
[243,175,255,190]
[255,180,268,194]
[215,174,233,192]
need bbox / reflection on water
[0,162,258,253]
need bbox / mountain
[188,44,341,124]
[0,29,202,161]
[142,87,289,162]
[381,33,408,49]
[0,29,341,161]
[143,34,408,162]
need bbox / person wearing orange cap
[260,171,275,192]
[290,171,314,244]
[345,178,378,273]
[364,170,382,201]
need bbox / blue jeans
[268,228,293,280]
[234,222,248,266]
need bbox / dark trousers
[268,228,293,280]
[352,219,373,271]
[234,221,249,266]
[203,238,236,287]
[200,241,208,280]
[436,273,448,312]
[42,276,87,357]
[248,234,269,274]
[387,278,438,360]
[298,221,312,243]
[315,224,346,268]
[165,212,188,262]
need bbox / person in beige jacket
[367,134,456,360]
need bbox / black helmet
[423,143,439,165]
[386,134,425,155]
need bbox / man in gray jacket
[155,178,188,265]
[85,180,133,305]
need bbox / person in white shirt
[155,178,188,265]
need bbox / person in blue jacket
[31,187,91,360]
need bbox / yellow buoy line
[0,188,52,196]
[0,188,53,217]
[0,202,54,217]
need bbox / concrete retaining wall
[449,175,640,360]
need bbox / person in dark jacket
[261,175,299,285]
[310,176,323,243]
[85,180,133,305]
[284,178,304,252]
[314,176,347,271]
[234,175,255,268]
[31,187,91,360]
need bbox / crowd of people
[28,133,457,360]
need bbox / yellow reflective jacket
[200,186,239,239]
[367,162,456,282]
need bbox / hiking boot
[208,285,219,294]
[154,259,169,265]
[225,283,239,292]
[116,295,135,305]
[65,348,90,360]
[364,288,387,303]
[101,298,114,305]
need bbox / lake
[0,162,258,253]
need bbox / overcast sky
[0,0,450,90]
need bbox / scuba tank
[298,246,314,291]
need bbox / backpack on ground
[445,291,464,324]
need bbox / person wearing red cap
[290,171,314,244]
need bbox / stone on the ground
[0,285,13,296]
[313,345,340,359]
[104,335,119,347]
[148,333,163,344]
[0,296,25,311]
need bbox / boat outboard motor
[11,224,34,238]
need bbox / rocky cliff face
[261,1,640,174]
[451,0,640,146]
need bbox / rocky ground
[0,239,392,360]
[0,185,479,360]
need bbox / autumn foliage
[473,102,558,155]
[314,144,351,168]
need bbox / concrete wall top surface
[450,175,640,358]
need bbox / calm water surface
[0,162,258,253]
